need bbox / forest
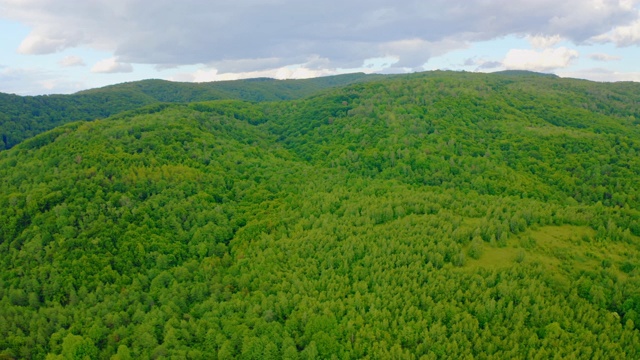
[1,70,640,359]
[0,73,375,150]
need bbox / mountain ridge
[5,70,638,151]
[0,72,380,150]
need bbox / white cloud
[619,0,639,11]
[209,57,289,73]
[18,34,70,54]
[378,37,468,70]
[183,66,339,83]
[171,55,397,83]
[503,47,579,71]
[557,67,640,82]
[0,66,86,95]
[477,61,503,70]
[588,53,622,61]
[591,19,640,46]
[59,55,85,67]
[460,57,502,71]
[91,57,133,74]
[527,34,563,49]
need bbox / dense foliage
[1,71,640,359]
[0,73,375,150]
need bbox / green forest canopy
[1,71,640,359]
[0,73,377,150]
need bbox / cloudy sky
[1,0,640,95]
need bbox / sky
[1,0,640,95]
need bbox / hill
[1,71,640,358]
[491,70,559,78]
[76,73,381,102]
[0,73,377,150]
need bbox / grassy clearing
[466,225,640,280]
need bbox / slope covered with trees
[1,71,640,359]
[0,73,376,150]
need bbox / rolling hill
[1,71,640,359]
[0,73,378,150]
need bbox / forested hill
[2,71,640,359]
[0,72,376,150]
[76,73,379,102]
